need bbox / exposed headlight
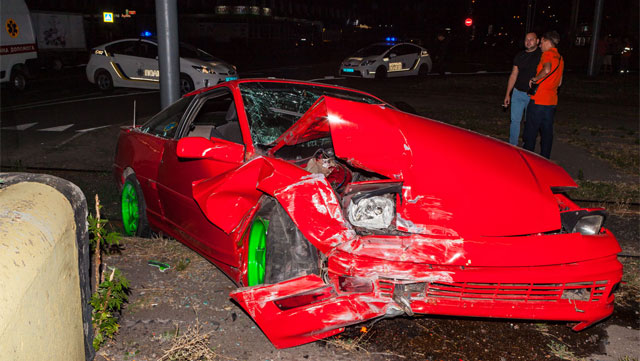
[360,59,376,66]
[347,196,394,229]
[192,65,214,74]
[561,210,606,235]
[572,214,604,235]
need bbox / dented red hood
[272,96,576,238]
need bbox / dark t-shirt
[513,48,542,92]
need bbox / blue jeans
[523,100,556,159]
[509,88,530,145]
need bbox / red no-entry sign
[465,18,473,27]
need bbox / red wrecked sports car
[114,79,622,348]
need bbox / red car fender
[230,274,386,349]
[192,156,353,253]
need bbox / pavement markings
[0,122,38,130]
[38,124,75,132]
[76,125,111,133]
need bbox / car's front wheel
[375,65,387,80]
[179,74,194,95]
[247,197,319,286]
[121,174,150,237]
[94,69,114,91]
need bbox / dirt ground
[23,72,639,361]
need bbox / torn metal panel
[268,173,355,254]
[230,274,388,349]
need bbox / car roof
[97,38,156,47]
[370,42,423,47]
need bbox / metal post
[525,0,534,33]
[587,0,604,76]
[155,0,180,108]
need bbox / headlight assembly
[347,195,395,229]
[561,210,607,235]
[192,65,214,74]
[573,214,605,235]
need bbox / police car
[86,38,237,93]
[339,40,431,79]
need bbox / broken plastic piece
[148,260,170,272]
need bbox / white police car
[86,38,237,93]
[339,41,431,79]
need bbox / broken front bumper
[231,248,621,349]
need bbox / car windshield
[353,44,392,57]
[239,82,383,146]
[179,44,221,62]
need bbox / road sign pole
[587,0,604,76]
[155,0,180,108]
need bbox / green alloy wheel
[121,180,140,236]
[247,218,269,286]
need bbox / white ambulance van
[1,0,37,90]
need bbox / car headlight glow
[347,196,395,229]
[360,59,376,66]
[572,214,604,235]
[192,65,214,74]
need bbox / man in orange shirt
[523,31,564,159]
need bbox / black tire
[418,63,429,77]
[257,197,319,284]
[121,174,151,237]
[179,74,195,95]
[375,65,387,80]
[94,69,114,92]
[10,69,27,91]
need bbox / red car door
[156,88,247,269]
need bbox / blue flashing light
[140,30,152,37]
[385,37,391,41]
[385,36,398,42]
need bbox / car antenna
[132,100,137,127]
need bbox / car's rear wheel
[418,63,429,77]
[249,197,319,285]
[375,65,387,80]
[95,69,114,92]
[121,174,150,237]
[179,74,194,95]
[10,69,27,91]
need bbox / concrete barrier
[0,173,94,361]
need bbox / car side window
[393,45,417,56]
[185,90,244,144]
[138,41,158,59]
[106,41,138,56]
[140,97,191,138]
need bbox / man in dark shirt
[503,32,542,145]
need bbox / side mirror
[177,137,244,164]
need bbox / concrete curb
[0,172,94,361]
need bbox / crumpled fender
[230,274,386,349]
[192,156,352,253]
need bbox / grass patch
[159,318,219,361]
[547,340,583,361]
[617,257,640,307]
[568,180,639,215]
